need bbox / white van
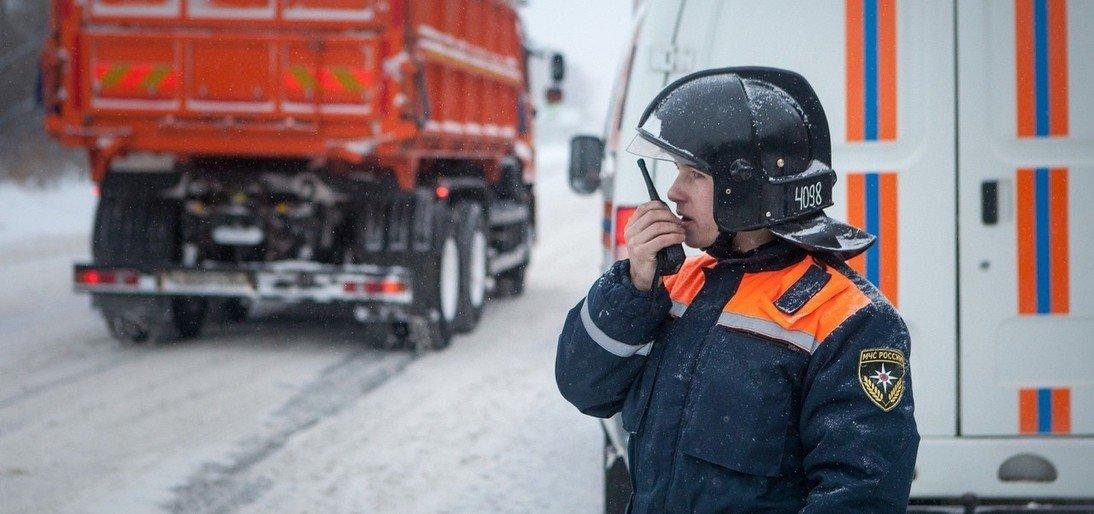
[568,0,1092,510]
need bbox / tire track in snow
[163,348,416,514]
[0,353,130,412]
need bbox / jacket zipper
[662,266,744,508]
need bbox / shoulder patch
[858,348,907,411]
[774,264,832,315]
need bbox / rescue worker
[556,67,919,512]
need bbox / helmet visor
[625,125,711,173]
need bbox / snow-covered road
[0,146,606,513]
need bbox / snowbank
[0,179,95,256]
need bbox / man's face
[666,163,720,248]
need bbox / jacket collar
[704,237,806,274]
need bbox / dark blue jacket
[556,242,919,513]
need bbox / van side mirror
[545,53,566,104]
[568,135,604,195]
[550,53,566,82]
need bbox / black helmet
[627,66,874,259]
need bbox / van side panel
[958,0,1093,437]
[602,0,686,266]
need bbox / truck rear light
[76,269,102,285]
[75,268,139,287]
[343,279,408,296]
[369,278,409,295]
[615,206,637,246]
[613,206,637,260]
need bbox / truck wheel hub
[440,237,459,322]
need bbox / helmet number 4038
[794,182,825,211]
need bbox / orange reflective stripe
[844,0,865,142]
[96,61,177,97]
[318,67,375,93]
[723,258,871,345]
[1015,0,1035,137]
[879,173,899,306]
[1018,388,1038,433]
[95,62,176,97]
[328,66,374,93]
[723,260,813,326]
[845,174,867,273]
[1016,168,1037,313]
[329,67,361,93]
[665,254,871,346]
[285,65,317,93]
[1047,0,1069,135]
[118,64,148,91]
[138,65,172,91]
[285,66,374,97]
[1052,388,1071,434]
[97,63,129,90]
[664,254,716,306]
[877,0,897,140]
[800,276,872,343]
[1049,167,1069,313]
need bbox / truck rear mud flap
[74,262,413,305]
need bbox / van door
[674,0,958,436]
[603,0,688,265]
[957,0,1092,436]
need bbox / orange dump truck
[43,0,558,348]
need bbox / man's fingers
[626,205,681,236]
[625,200,685,263]
[638,232,686,256]
[627,220,684,246]
[632,200,664,218]
[632,202,679,225]
[625,217,683,246]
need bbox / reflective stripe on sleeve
[669,301,687,317]
[580,298,652,358]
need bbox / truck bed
[44,0,530,186]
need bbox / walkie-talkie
[637,159,685,277]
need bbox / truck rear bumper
[74,261,412,305]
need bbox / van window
[604,14,646,155]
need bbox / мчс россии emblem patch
[858,348,906,411]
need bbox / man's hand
[624,201,685,291]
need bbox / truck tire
[92,173,207,343]
[93,192,179,266]
[222,298,250,323]
[96,292,209,344]
[452,201,488,333]
[494,215,532,298]
[407,202,456,350]
[172,297,208,338]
